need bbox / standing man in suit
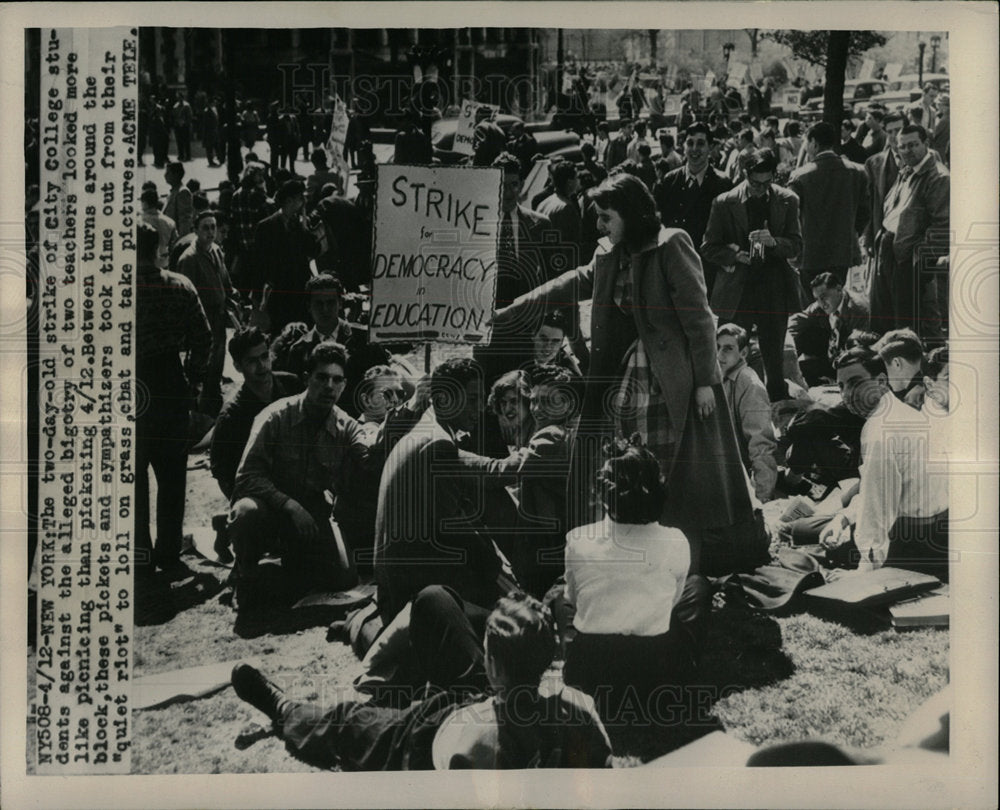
[604,118,633,172]
[931,94,950,167]
[653,122,733,296]
[861,112,906,259]
[474,153,559,387]
[789,122,869,293]
[870,124,950,338]
[702,148,804,402]
[256,179,320,336]
[374,358,508,624]
[163,161,194,238]
[788,272,871,386]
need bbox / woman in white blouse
[562,438,710,720]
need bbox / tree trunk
[649,30,658,64]
[746,29,759,58]
[823,30,850,128]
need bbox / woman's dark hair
[588,173,660,249]
[487,369,531,415]
[597,437,666,524]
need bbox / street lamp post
[918,41,926,87]
[930,34,941,73]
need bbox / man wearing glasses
[228,340,370,614]
[703,148,804,403]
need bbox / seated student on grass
[717,323,778,503]
[228,341,367,612]
[526,309,583,379]
[458,365,579,599]
[561,438,710,723]
[210,327,302,502]
[873,328,927,410]
[786,346,949,580]
[487,370,535,454]
[230,589,612,770]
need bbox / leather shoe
[231,663,285,722]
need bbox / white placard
[370,165,501,344]
[453,99,500,156]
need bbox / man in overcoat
[702,148,804,402]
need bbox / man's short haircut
[785,121,802,137]
[430,357,481,411]
[884,111,906,128]
[137,223,159,263]
[634,121,647,136]
[549,160,577,195]
[276,179,306,206]
[810,271,844,290]
[305,340,348,376]
[228,326,269,365]
[311,148,328,166]
[739,128,755,144]
[491,151,522,175]
[833,345,886,377]
[619,117,633,128]
[659,133,675,149]
[867,109,886,123]
[597,439,667,524]
[358,363,402,400]
[766,115,780,128]
[925,346,948,379]
[485,591,555,688]
[807,121,838,150]
[195,209,217,229]
[165,160,185,179]
[241,164,265,185]
[305,273,344,296]
[538,308,569,335]
[487,369,531,415]
[717,322,749,352]
[597,122,609,134]
[580,140,596,159]
[528,364,580,422]
[637,143,652,157]
[684,121,712,143]
[875,328,925,365]
[140,188,161,209]
[900,124,929,143]
[141,180,158,193]
[746,147,777,174]
[845,329,880,350]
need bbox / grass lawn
[114,459,949,774]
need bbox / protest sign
[454,99,500,155]
[749,61,764,82]
[370,165,501,344]
[664,93,682,115]
[729,61,749,84]
[784,89,802,109]
[325,96,350,189]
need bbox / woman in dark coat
[494,174,761,574]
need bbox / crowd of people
[123,75,953,770]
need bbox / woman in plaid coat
[494,174,759,574]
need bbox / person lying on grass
[231,589,612,770]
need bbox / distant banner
[663,94,682,115]
[729,61,749,83]
[784,90,802,108]
[325,96,349,188]
[371,165,501,344]
[454,100,500,156]
[884,62,904,82]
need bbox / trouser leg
[134,432,154,573]
[891,259,917,333]
[758,309,790,402]
[149,422,188,566]
[409,585,489,694]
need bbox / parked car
[430,113,582,164]
[868,73,950,111]
[798,79,889,120]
